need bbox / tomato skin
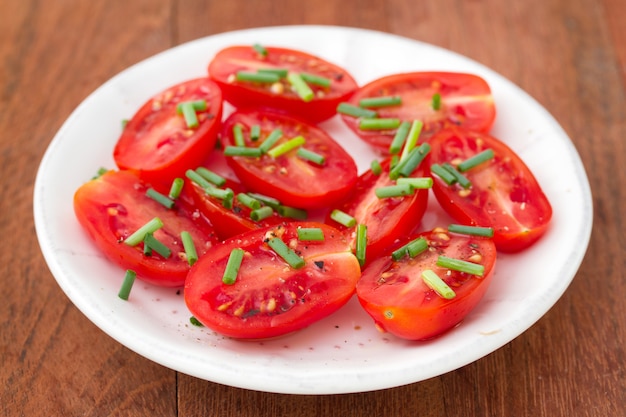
[113,78,223,183]
[184,222,361,339]
[341,72,495,153]
[220,109,358,209]
[327,158,429,263]
[356,228,497,341]
[73,170,218,287]
[208,45,358,123]
[428,127,552,252]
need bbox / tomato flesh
[356,227,497,340]
[184,222,361,339]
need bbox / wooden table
[2,0,624,415]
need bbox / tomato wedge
[113,77,223,183]
[341,72,496,152]
[208,45,358,123]
[427,127,552,252]
[220,109,358,209]
[184,222,361,339]
[356,227,497,340]
[73,170,218,287]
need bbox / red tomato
[327,158,429,263]
[73,170,218,287]
[208,45,358,123]
[356,227,497,340]
[428,127,552,252]
[113,78,223,183]
[184,222,361,339]
[341,72,496,152]
[220,109,358,209]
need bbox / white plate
[34,25,592,394]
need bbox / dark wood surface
[2,0,624,415]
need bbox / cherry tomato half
[356,227,497,341]
[114,78,223,183]
[73,170,218,287]
[427,127,552,252]
[341,72,496,153]
[220,109,358,210]
[184,222,361,339]
[208,45,358,123]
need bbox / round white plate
[34,25,592,394]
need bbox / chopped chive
[224,146,263,157]
[300,72,331,88]
[185,169,213,189]
[267,237,305,269]
[400,120,424,161]
[330,209,356,227]
[359,95,402,108]
[144,233,171,259]
[258,128,283,154]
[296,147,325,165]
[448,224,494,237]
[250,205,274,221]
[287,72,314,102]
[457,149,495,172]
[391,237,428,261]
[375,183,414,199]
[196,167,226,187]
[396,177,433,189]
[252,43,268,56]
[124,217,163,246]
[168,178,184,199]
[276,205,308,220]
[236,193,262,210]
[205,186,234,202]
[189,316,204,327]
[93,167,108,179]
[146,188,175,209]
[222,248,245,285]
[176,100,207,113]
[118,270,137,300]
[121,119,129,129]
[222,192,234,210]
[297,227,325,241]
[181,231,198,266]
[431,163,457,185]
[437,255,485,276]
[442,163,472,189]
[257,68,288,78]
[143,242,152,256]
[390,155,400,170]
[421,269,456,299]
[267,135,306,158]
[232,124,245,147]
[178,102,199,128]
[235,71,280,83]
[247,193,281,208]
[355,224,367,267]
[250,124,261,141]
[431,93,442,110]
[370,160,383,176]
[390,143,431,179]
[359,118,401,131]
[389,121,411,155]
[337,102,378,118]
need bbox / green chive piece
[252,43,268,57]
[118,270,137,300]
[431,93,442,110]
[180,231,198,266]
[390,155,400,170]
[124,217,163,247]
[359,118,401,131]
[267,237,306,269]
[186,169,212,189]
[257,68,288,78]
[247,192,281,208]
[258,128,283,154]
[437,255,485,276]
[391,237,428,261]
[121,119,129,129]
[144,233,171,259]
[146,188,174,209]
[250,206,274,221]
[223,146,263,157]
[390,143,431,180]
[232,124,245,147]
[93,167,108,179]
[330,209,356,227]
[359,95,402,108]
[296,147,325,165]
[396,177,433,189]
[168,178,184,199]
[448,224,495,237]
[205,186,234,202]
[176,100,207,113]
[370,160,383,176]
[375,183,414,199]
[196,167,226,187]
[235,71,280,83]
[287,72,314,102]
[400,120,424,161]
[143,242,152,256]
[189,316,204,327]
[355,224,368,267]
[431,163,457,185]
[457,149,495,172]
[222,248,245,285]
[421,269,456,299]
[236,193,262,210]
[336,102,378,118]
[297,227,325,241]
[443,163,472,189]
[250,124,261,141]
[300,72,331,88]
[267,135,306,158]
[276,205,308,220]
[389,121,411,155]
[222,192,234,210]
[179,102,199,128]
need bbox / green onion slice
[247,192,281,208]
[400,120,424,161]
[359,95,402,108]
[189,316,204,327]
[178,102,199,128]
[258,128,283,154]
[176,100,207,114]
[421,269,456,299]
[431,163,457,185]
[267,237,306,269]
[336,102,377,118]
[431,92,442,110]
[196,167,226,187]
[222,248,245,285]
[250,124,261,141]
[448,224,494,237]
[236,193,262,210]
[388,121,411,155]
[457,149,495,172]
[235,71,280,83]
[224,146,263,158]
[396,177,433,189]
[267,135,305,158]
[186,169,212,189]
[124,217,163,247]
[118,270,137,300]
[181,231,198,266]
[375,183,414,199]
[359,118,401,131]
[437,255,485,276]
[355,224,367,267]
[442,163,472,189]
[287,72,314,102]
[370,160,383,176]
[330,209,357,227]
[168,178,184,199]
[296,147,325,165]
[252,43,268,56]
[146,188,174,209]
[250,206,274,221]
[300,72,331,88]
[391,237,428,261]
[144,233,171,259]
[297,227,325,241]
[232,124,245,147]
[257,68,288,78]
[390,143,431,180]
[276,205,308,220]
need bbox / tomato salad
[73,43,552,341]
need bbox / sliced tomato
[428,127,552,252]
[208,45,358,123]
[113,77,223,183]
[73,170,218,287]
[341,72,496,152]
[220,109,358,209]
[327,158,429,263]
[184,222,361,339]
[356,227,497,341]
